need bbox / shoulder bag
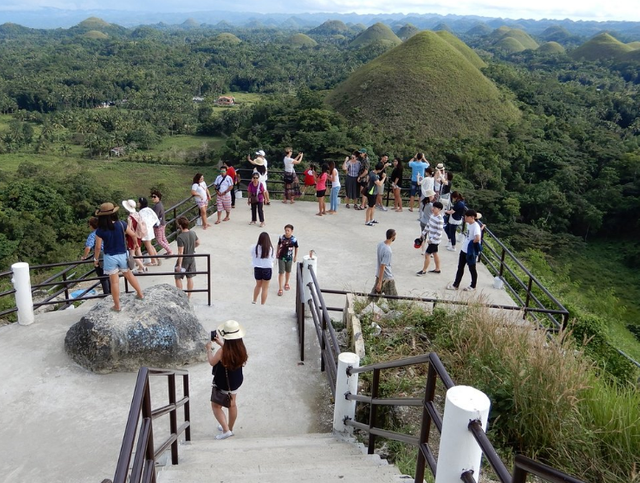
[211,365,232,408]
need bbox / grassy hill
[215,33,241,45]
[435,30,486,69]
[495,37,526,53]
[466,22,492,36]
[497,28,539,50]
[396,23,420,41]
[627,41,640,50]
[570,32,633,61]
[308,20,350,36]
[290,33,317,47]
[326,31,520,140]
[541,25,572,42]
[349,22,401,48]
[83,30,108,39]
[538,41,566,54]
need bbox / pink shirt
[316,173,328,191]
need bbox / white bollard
[333,352,360,434]
[11,262,35,326]
[435,385,491,483]
[301,251,318,303]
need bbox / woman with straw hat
[93,202,144,312]
[206,320,248,440]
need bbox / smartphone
[210,330,217,341]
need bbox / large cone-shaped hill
[435,31,486,69]
[570,33,633,61]
[349,22,401,48]
[326,31,520,139]
[290,33,317,47]
[396,23,420,41]
[538,41,566,54]
[308,20,350,36]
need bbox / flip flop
[284,284,290,291]
[214,220,221,224]
[277,289,283,296]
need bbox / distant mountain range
[1,8,640,40]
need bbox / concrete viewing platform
[0,198,517,483]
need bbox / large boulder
[65,284,207,373]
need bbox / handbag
[211,366,232,408]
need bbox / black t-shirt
[212,361,244,391]
[390,167,403,188]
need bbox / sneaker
[365,221,374,226]
[217,424,223,432]
[215,430,234,440]
[463,286,476,292]
[446,283,459,290]
[446,246,456,251]
[416,270,426,276]
[371,219,379,224]
[380,206,388,211]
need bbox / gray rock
[64,284,207,374]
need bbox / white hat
[256,150,265,157]
[217,320,246,340]
[122,199,137,213]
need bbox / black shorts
[426,244,439,254]
[316,190,326,198]
[254,267,272,281]
[367,194,376,208]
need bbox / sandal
[277,289,283,296]
[284,284,290,291]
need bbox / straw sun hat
[217,320,246,340]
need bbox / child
[417,201,444,275]
[303,164,317,196]
[315,164,329,216]
[276,224,299,296]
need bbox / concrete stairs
[157,433,410,482]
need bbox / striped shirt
[346,160,361,177]
[422,213,444,245]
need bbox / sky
[0,0,639,22]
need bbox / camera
[210,330,217,341]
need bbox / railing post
[499,248,506,277]
[207,254,211,306]
[302,251,317,303]
[367,368,381,454]
[435,386,491,483]
[11,262,34,326]
[168,374,178,465]
[62,272,70,302]
[183,373,191,441]
[523,276,533,320]
[333,352,360,434]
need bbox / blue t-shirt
[96,220,127,256]
[409,160,429,182]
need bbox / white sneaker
[215,430,234,440]
[446,283,459,290]
[447,246,456,251]
[463,286,476,292]
[217,424,223,432]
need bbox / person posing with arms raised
[408,153,429,212]
[93,202,144,312]
[206,320,248,440]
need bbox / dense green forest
[1,18,640,481]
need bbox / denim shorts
[410,181,419,196]
[103,253,129,275]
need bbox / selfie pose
[206,320,248,440]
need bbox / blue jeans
[330,186,340,211]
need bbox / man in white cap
[247,150,270,205]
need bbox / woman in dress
[389,157,404,212]
[327,160,341,214]
[93,202,144,312]
[206,319,248,440]
[251,231,275,305]
[191,173,211,229]
[247,172,266,227]
[283,147,303,204]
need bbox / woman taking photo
[191,173,211,229]
[282,147,303,203]
[206,319,248,440]
[247,172,266,227]
[251,231,275,305]
[93,202,144,312]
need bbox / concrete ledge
[343,293,365,359]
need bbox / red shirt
[304,169,316,186]
[226,166,237,183]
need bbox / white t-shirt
[215,174,233,194]
[191,181,207,201]
[419,176,434,198]
[283,156,295,173]
[138,207,159,241]
[251,244,275,268]
[462,221,481,254]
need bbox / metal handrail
[111,367,191,483]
